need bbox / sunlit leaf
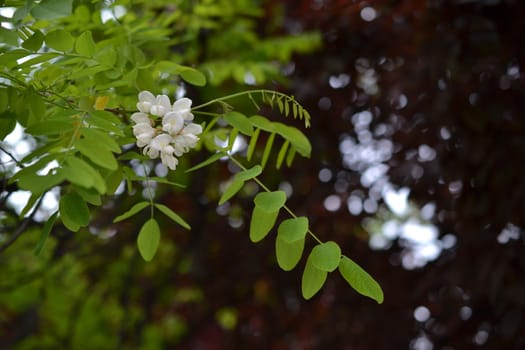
[301,253,327,299]
[310,241,341,272]
[137,218,161,261]
[253,191,286,212]
[275,236,304,271]
[339,256,384,304]
[277,217,308,243]
[75,31,96,57]
[249,206,279,243]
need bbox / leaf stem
[227,154,323,245]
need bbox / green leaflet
[219,177,244,205]
[22,30,45,51]
[275,236,304,271]
[154,203,191,230]
[310,241,341,272]
[113,202,149,223]
[31,0,73,20]
[34,211,58,256]
[59,192,90,232]
[253,191,286,212]
[45,30,74,52]
[179,67,207,86]
[277,217,308,243]
[75,31,96,57]
[223,111,253,136]
[74,138,118,170]
[137,218,161,261]
[339,256,384,304]
[301,253,327,300]
[249,206,279,243]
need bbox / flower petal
[162,112,185,135]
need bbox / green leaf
[261,132,275,168]
[45,30,74,52]
[80,127,122,154]
[0,27,18,47]
[154,203,191,230]
[31,0,73,20]
[75,31,96,57]
[246,127,260,161]
[185,152,223,172]
[74,138,118,170]
[59,192,90,232]
[249,115,275,132]
[310,241,341,272]
[137,218,161,261]
[25,119,73,135]
[253,191,286,212]
[75,186,101,205]
[219,177,244,205]
[22,30,44,51]
[339,256,384,304]
[236,165,262,181]
[249,206,279,243]
[113,201,149,223]
[277,217,308,243]
[223,112,253,136]
[275,236,304,271]
[276,140,289,169]
[18,171,65,195]
[301,254,328,299]
[179,66,207,86]
[34,211,58,256]
[274,124,311,158]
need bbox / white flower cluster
[131,91,202,170]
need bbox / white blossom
[131,91,202,172]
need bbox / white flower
[143,134,179,170]
[133,123,156,147]
[172,97,194,121]
[162,112,185,135]
[136,91,155,114]
[171,123,202,156]
[150,94,171,117]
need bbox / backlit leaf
[275,236,304,271]
[253,191,286,212]
[277,217,308,243]
[339,256,384,304]
[301,253,328,299]
[310,241,341,272]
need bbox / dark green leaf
[34,211,58,256]
[137,218,161,261]
[22,30,44,51]
[59,192,90,232]
[339,256,384,304]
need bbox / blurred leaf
[154,203,190,230]
[59,192,90,232]
[31,0,73,20]
[75,31,96,57]
[137,218,161,261]
[113,201,149,223]
[22,30,44,51]
[34,211,58,256]
[74,138,118,170]
[45,30,74,52]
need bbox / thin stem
[0,144,24,168]
[192,89,288,110]
[227,154,323,245]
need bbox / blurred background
[1,0,525,349]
